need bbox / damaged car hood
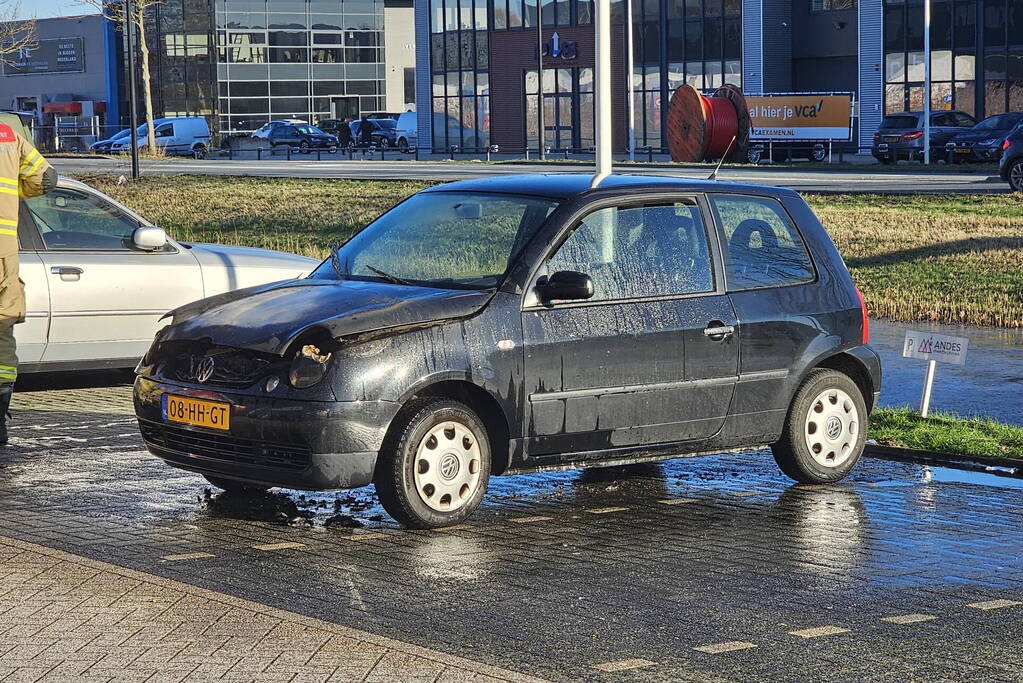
[161,278,494,355]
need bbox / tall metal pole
[124,0,140,179]
[591,0,611,185]
[625,0,635,162]
[536,0,545,160]
[923,0,931,165]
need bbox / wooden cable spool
[666,83,750,163]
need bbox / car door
[521,197,738,460]
[22,185,205,365]
[709,193,820,431]
[14,202,49,364]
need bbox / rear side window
[711,195,815,291]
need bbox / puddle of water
[921,464,1023,490]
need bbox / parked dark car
[946,112,1023,163]
[999,126,1023,191]
[315,119,353,146]
[268,124,338,153]
[134,174,881,528]
[871,110,976,163]
[350,118,398,147]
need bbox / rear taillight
[903,130,924,142]
[1004,139,1012,151]
[855,288,869,344]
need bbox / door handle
[704,322,735,340]
[51,266,84,276]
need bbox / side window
[24,188,139,251]
[955,113,976,127]
[155,123,174,138]
[547,202,714,301]
[711,194,815,291]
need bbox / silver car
[17,178,317,372]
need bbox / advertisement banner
[746,94,853,141]
[4,37,85,76]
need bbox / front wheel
[1008,158,1023,192]
[397,137,409,153]
[375,398,491,528]
[192,144,208,160]
[771,369,867,484]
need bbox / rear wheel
[203,475,268,494]
[375,398,491,529]
[1009,158,1023,192]
[299,141,311,154]
[772,369,867,484]
[397,137,410,153]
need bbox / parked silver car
[17,178,317,372]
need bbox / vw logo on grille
[195,356,216,383]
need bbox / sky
[16,0,87,20]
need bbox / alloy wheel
[1011,160,1023,191]
[412,420,483,512]
[803,387,859,469]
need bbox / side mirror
[537,270,594,303]
[133,226,168,251]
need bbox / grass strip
[74,175,1023,327]
[869,407,1023,460]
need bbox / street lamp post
[536,0,545,160]
[625,0,635,162]
[923,0,931,165]
[124,0,140,179]
[591,0,611,185]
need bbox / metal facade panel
[414,0,433,151]
[858,0,884,149]
[742,0,763,94]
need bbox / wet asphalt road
[2,379,1023,681]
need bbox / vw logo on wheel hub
[825,416,843,441]
[439,453,460,481]
[195,356,216,383]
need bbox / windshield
[297,125,324,134]
[375,119,397,129]
[310,192,559,289]
[973,114,1023,131]
[880,115,918,129]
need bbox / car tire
[192,144,208,160]
[1008,158,1023,192]
[397,138,409,153]
[203,475,268,493]
[300,141,311,154]
[771,369,867,484]
[328,145,338,154]
[747,147,763,164]
[375,397,491,529]
[809,145,827,162]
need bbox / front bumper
[134,376,400,490]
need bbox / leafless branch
[0,2,37,66]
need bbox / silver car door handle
[704,324,735,338]
[50,266,84,276]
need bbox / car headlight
[289,343,333,388]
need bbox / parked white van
[110,117,212,158]
[394,112,485,153]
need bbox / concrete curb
[865,443,1022,479]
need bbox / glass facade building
[143,0,389,135]
[418,0,1023,154]
[883,0,1023,118]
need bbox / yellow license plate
[163,395,231,431]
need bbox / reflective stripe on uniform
[0,366,17,380]
[20,150,43,177]
[0,187,16,197]
[0,218,16,237]
[0,178,17,189]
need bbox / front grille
[140,420,310,471]
[158,345,282,389]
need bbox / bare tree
[0,2,37,66]
[78,0,162,154]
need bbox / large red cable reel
[666,84,750,163]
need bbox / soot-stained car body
[135,174,881,528]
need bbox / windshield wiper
[364,264,414,286]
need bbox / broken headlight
[289,344,333,389]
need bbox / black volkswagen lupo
[135,174,881,528]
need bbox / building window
[811,0,856,11]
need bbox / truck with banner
[744,92,855,163]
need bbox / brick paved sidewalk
[0,535,544,683]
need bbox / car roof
[422,173,797,201]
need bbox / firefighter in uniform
[0,118,57,443]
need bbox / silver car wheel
[1010,160,1023,191]
[413,420,483,512]
[803,387,859,468]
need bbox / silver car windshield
[310,192,559,290]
